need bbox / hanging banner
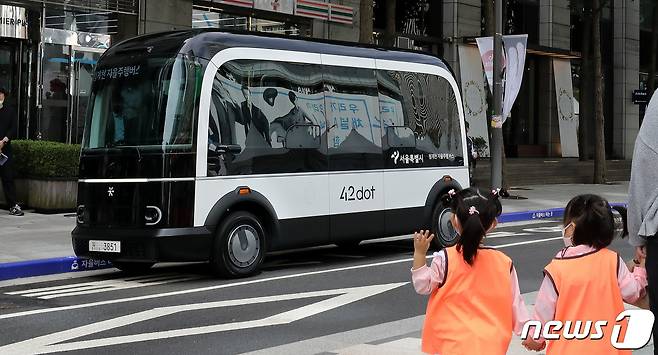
[254,0,294,14]
[475,37,495,95]
[502,34,527,122]
[475,35,528,123]
[553,59,579,158]
[458,45,490,157]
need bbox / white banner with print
[475,37,495,96]
[476,35,528,124]
[458,44,490,157]
[502,34,527,123]
[254,0,294,14]
[553,59,579,157]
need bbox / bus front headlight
[145,206,162,226]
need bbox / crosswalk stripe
[5,274,204,299]
[35,277,203,299]
[5,283,98,295]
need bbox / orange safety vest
[543,248,629,355]
[421,246,514,355]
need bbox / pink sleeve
[411,251,447,295]
[617,257,648,303]
[511,266,531,335]
[527,272,558,343]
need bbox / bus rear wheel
[112,261,154,274]
[211,211,266,278]
[431,199,459,249]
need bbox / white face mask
[562,223,574,247]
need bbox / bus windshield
[83,54,200,151]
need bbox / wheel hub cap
[228,224,260,268]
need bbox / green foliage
[473,136,489,157]
[10,140,80,179]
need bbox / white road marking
[0,234,563,320]
[488,236,562,248]
[5,274,203,299]
[0,283,407,354]
[486,231,533,239]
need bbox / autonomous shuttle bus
[72,30,469,277]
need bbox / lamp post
[490,0,504,189]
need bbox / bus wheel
[431,201,460,249]
[211,211,265,278]
[112,261,154,274]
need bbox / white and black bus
[72,30,469,277]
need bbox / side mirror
[385,126,416,148]
[284,124,321,149]
[214,144,242,154]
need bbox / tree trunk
[592,0,607,184]
[483,0,494,36]
[482,0,507,190]
[359,0,374,44]
[383,0,396,47]
[579,3,592,161]
[649,0,658,93]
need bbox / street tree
[359,0,374,43]
[570,0,609,183]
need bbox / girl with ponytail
[411,187,529,355]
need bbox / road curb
[0,257,113,281]
[0,203,629,282]
[498,202,627,224]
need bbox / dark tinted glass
[377,70,464,168]
[208,59,327,176]
[84,54,199,151]
[323,66,383,171]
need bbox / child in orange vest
[523,194,647,354]
[411,187,529,355]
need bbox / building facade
[3,0,645,161]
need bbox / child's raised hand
[413,230,434,255]
[522,338,546,352]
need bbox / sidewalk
[0,183,630,278]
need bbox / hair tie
[469,206,479,215]
[491,188,501,197]
[448,189,456,197]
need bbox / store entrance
[0,38,30,137]
[41,44,102,144]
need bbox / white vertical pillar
[442,0,482,84]
[613,0,640,159]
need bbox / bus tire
[431,198,459,249]
[211,211,266,278]
[112,261,154,274]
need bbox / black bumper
[72,226,213,262]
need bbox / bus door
[322,56,385,243]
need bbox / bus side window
[207,72,243,176]
[208,60,328,176]
[323,66,382,171]
[377,70,463,168]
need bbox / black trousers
[0,150,17,208]
[646,236,658,354]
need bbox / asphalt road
[0,220,640,355]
